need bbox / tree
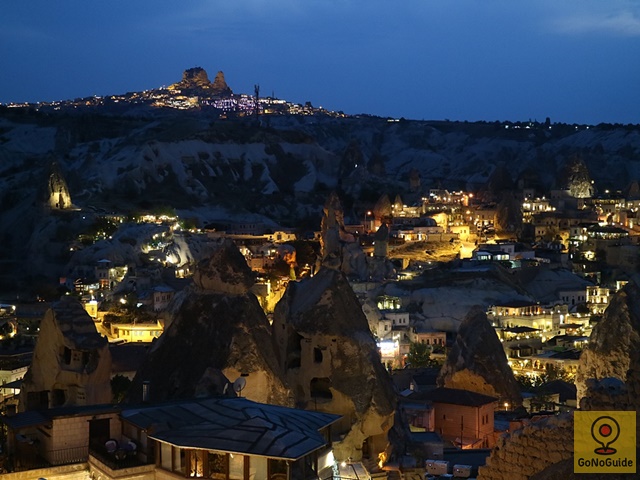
[111,374,132,403]
[406,342,437,368]
[541,363,572,382]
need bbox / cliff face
[6,109,640,290]
[128,240,291,405]
[575,283,640,444]
[20,297,112,411]
[438,306,522,406]
[272,267,396,461]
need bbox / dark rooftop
[409,388,498,407]
[539,380,577,402]
[2,404,120,430]
[122,397,340,461]
[109,343,150,374]
[493,300,538,308]
[503,326,540,333]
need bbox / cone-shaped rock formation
[272,267,396,461]
[576,282,640,410]
[128,240,290,406]
[438,306,522,406]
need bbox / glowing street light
[363,211,372,233]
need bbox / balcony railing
[89,445,149,470]
[12,445,88,472]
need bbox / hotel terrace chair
[105,439,118,454]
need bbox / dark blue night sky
[1,0,639,124]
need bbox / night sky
[2,1,639,124]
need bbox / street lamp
[364,211,372,233]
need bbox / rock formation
[486,163,515,198]
[370,223,395,280]
[19,297,112,411]
[373,194,392,221]
[47,162,72,209]
[409,168,421,192]
[438,306,522,406]
[181,66,211,87]
[576,282,640,429]
[168,67,233,96]
[192,238,256,295]
[318,192,368,278]
[478,413,574,480]
[272,267,396,461]
[479,283,640,479]
[319,192,394,281]
[338,140,364,180]
[128,239,291,406]
[211,71,232,95]
[373,223,389,258]
[563,154,594,198]
[368,152,386,176]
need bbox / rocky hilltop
[128,239,291,405]
[168,67,232,96]
[1,100,640,291]
[438,306,522,406]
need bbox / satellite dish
[233,377,247,397]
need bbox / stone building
[19,297,112,411]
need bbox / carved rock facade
[575,282,640,412]
[272,267,396,461]
[438,306,522,406]
[129,240,290,406]
[20,297,112,411]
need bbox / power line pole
[254,84,260,123]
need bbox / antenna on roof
[233,377,247,397]
[254,84,260,123]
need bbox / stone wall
[477,413,573,480]
[1,463,90,480]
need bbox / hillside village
[1,70,640,479]
[1,144,640,478]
